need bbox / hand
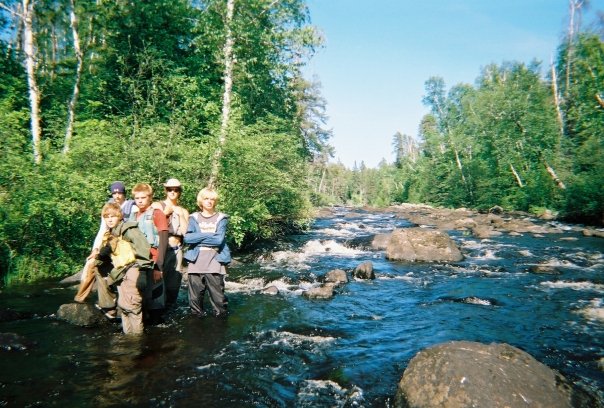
[136,269,147,291]
[163,202,174,216]
[153,270,163,283]
[86,248,99,260]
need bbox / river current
[1,207,603,407]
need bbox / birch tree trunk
[453,148,466,184]
[509,163,524,188]
[22,0,42,164]
[317,166,326,194]
[551,61,565,137]
[543,161,566,189]
[208,0,235,188]
[63,0,83,154]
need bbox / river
[1,206,603,407]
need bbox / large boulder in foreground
[386,228,463,262]
[395,341,580,408]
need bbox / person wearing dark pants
[188,272,227,317]
[159,178,189,308]
[184,188,231,317]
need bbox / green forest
[0,0,602,285]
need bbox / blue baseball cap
[109,181,126,194]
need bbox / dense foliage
[0,0,327,284]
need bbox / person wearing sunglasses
[159,178,190,309]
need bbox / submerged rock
[386,228,463,263]
[0,308,32,323]
[394,341,587,408]
[0,332,36,351]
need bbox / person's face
[165,187,181,200]
[201,196,216,212]
[104,213,120,229]
[112,191,126,205]
[134,192,152,210]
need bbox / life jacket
[130,206,159,248]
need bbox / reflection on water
[1,207,603,406]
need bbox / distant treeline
[310,24,603,226]
[0,1,602,285]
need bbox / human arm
[175,206,189,237]
[89,217,107,258]
[183,216,228,248]
[152,209,169,279]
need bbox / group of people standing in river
[75,179,231,335]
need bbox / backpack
[103,232,136,284]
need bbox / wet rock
[371,233,391,250]
[261,285,279,295]
[453,217,476,230]
[583,228,604,238]
[395,341,576,408]
[324,269,348,285]
[59,269,84,286]
[529,264,562,275]
[56,303,104,327]
[389,204,566,236]
[0,332,36,351]
[352,261,374,280]
[486,213,505,227]
[539,209,558,220]
[386,228,463,263]
[471,225,502,239]
[303,283,335,300]
[489,205,504,214]
[0,308,32,322]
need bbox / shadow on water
[1,207,604,406]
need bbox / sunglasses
[166,188,181,193]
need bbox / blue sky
[304,0,582,168]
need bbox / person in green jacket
[96,202,152,334]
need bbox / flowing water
[1,207,603,407]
